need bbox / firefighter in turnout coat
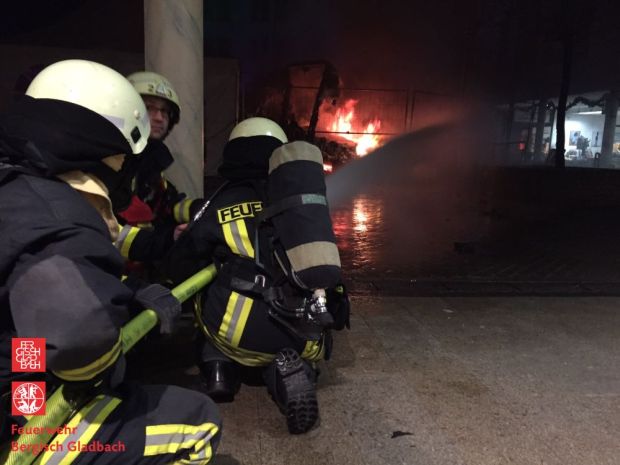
[114,71,202,274]
[167,117,349,435]
[0,60,221,464]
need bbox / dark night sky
[4,0,620,103]
[1,1,478,95]
[205,0,479,95]
[1,0,144,53]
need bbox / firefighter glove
[134,284,182,334]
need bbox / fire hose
[0,264,217,465]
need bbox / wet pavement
[135,161,620,464]
[207,198,620,464]
[338,204,620,297]
[210,294,620,465]
[131,245,620,465]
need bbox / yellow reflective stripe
[221,220,254,257]
[116,225,141,258]
[58,397,121,465]
[231,296,252,347]
[145,440,199,456]
[222,223,240,255]
[212,334,273,366]
[122,226,141,258]
[52,336,121,381]
[39,402,94,465]
[218,292,238,339]
[144,422,219,457]
[197,314,273,366]
[218,292,253,347]
[301,340,324,362]
[235,219,255,258]
[172,453,212,465]
[39,395,121,465]
[147,423,218,436]
[189,438,208,459]
[171,458,211,465]
[195,298,324,366]
[173,199,193,223]
[187,442,213,465]
[182,200,192,223]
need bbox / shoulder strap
[255,193,327,224]
[189,180,231,224]
[190,178,267,224]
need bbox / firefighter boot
[199,360,241,403]
[263,348,318,434]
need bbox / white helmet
[229,117,288,143]
[26,60,150,154]
[126,71,181,127]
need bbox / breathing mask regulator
[265,282,334,342]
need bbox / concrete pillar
[144,0,204,198]
[600,92,618,168]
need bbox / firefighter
[114,71,202,273]
[0,60,221,463]
[166,117,349,435]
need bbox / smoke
[327,108,497,277]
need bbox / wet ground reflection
[331,194,386,272]
[330,188,484,281]
[326,122,493,282]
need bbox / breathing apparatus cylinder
[267,141,341,291]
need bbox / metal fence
[256,85,461,141]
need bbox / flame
[327,99,382,156]
[356,120,381,156]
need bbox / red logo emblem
[12,381,46,416]
[12,338,46,372]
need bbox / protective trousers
[10,383,221,465]
[196,284,326,367]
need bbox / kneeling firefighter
[114,71,204,279]
[0,60,221,463]
[166,117,350,435]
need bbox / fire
[355,120,381,156]
[327,99,382,156]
